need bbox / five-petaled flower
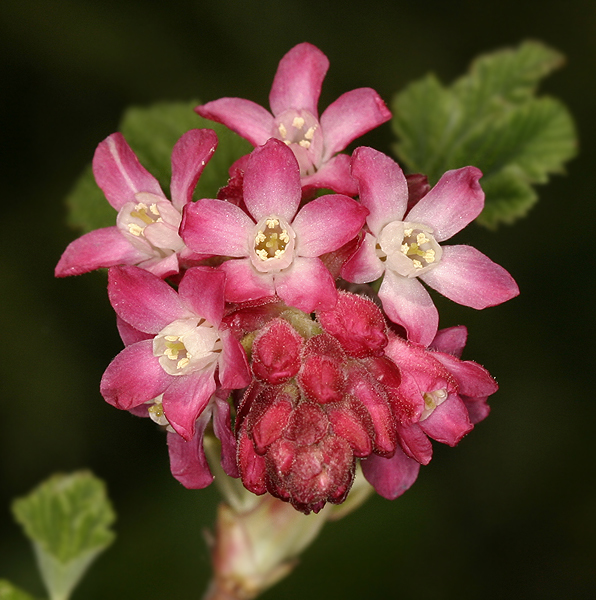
[55,129,218,279]
[342,146,520,346]
[100,265,250,444]
[196,42,391,196]
[181,138,368,313]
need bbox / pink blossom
[342,146,520,345]
[100,266,250,456]
[55,129,218,279]
[181,138,368,313]
[196,42,391,196]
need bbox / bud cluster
[56,42,518,514]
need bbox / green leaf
[0,581,38,600]
[392,41,577,228]
[12,472,116,600]
[65,100,252,234]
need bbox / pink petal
[167,419,214,489]
[378,270,439,346]
[177,267,226,326]
[219,259,276,303]
[100,340,172,410]
[341,232,385,284]
[431,352,498,398]
[169,129,218,211]
[138,253,180,279]
[300,154,358,197]
[274,257,337,312]
[218,329,251,390]
[419,394,473,446]
[243,139,302,222]
[55,227,148,277]
[321,89,392,160]
[430,326,468,357]
[269,42,329,117]
[181,199,253,256]
[116,316,152,346]
[462,396,491,424]
[361,447,420,500]
[350,146,408,235]
[420,245,520,309]
[93,133,164,211]
[406,167,484,242]
[195,98,273,147]
[212,394,240,478]
[162,367,217,440]
[396,423,433,465]
[291,194,368,257]
[107,265,189,333]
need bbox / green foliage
[0,581,37,600]
[12,472,116,600]
[392,41,577,227]
[65,100,252,234]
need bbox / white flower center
[419,388,449,421]
[153,317,222,376]
[273,109,323,176]
[117,192,184,258]
[377,220,443,278]
[250,215,296,273]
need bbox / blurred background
[1,0,595,598]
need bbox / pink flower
[360,326,498,500]
[55,129,218,279]
[181,138,368,313]
[196,42,391,196]
[100,265,250,447]
[342,147,520,345]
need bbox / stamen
[254,216,292,261]
[128,224,144,237]
[278,123,287,138]
[292,116,305,129]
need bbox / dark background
[1,0,595,598]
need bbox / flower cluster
[56,42,518,514]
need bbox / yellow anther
[128,224,144,237]
[149,204,160,216]
[274,249,284,257]
[299,140,311,148]
[279,231,290,243]
[424,250,436,263]
[292,116,305,129]
[400,243,409,254]
[165,335,178,341]
[266,218,279,229]
[256,249,269,260]
[255,231,266,243]
[304,126,316,140]
[404,228,413,237]
[278,123,287,138]
[148,404,164,418]
[416,232,429,245]
[412,259,423,270]
[177,358,190,370]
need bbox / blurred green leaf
[392,41,577,227]
[65,100,252,234]
[12,472,115,600]
[0,581,37,600]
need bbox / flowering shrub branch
[47,40,576,599]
